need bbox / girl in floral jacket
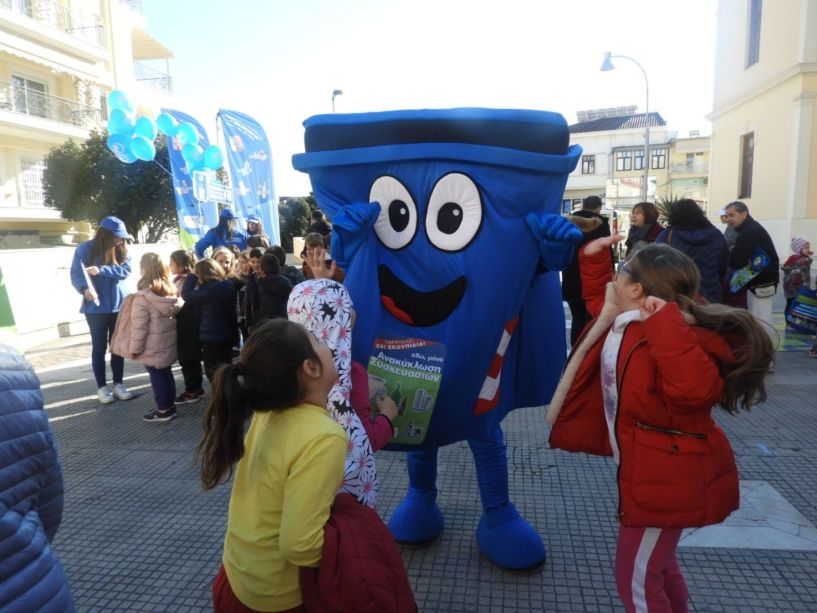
[547,236,773,613]
[287,279,379,509]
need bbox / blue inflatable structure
[293,108,581,570]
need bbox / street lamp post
[601,52,650,202]
[331,89,343,113]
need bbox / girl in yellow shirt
[196,319,348,612]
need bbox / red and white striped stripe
[473,317,518,415]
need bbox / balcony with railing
[0,80,102,130]
[0,0,105,47]
[669,162,708,175]
[134,61,173,94]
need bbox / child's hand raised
[375,396,399,421]
[640,296,667,320]
[584,234,625,256]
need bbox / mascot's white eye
[425,173,483,252]
[369,175,418,250]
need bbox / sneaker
[97,386,114,404]
[175,391,201,404]
[143,407,177,422]
[112,383,134,401]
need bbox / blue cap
[99,216,132,239]
[220,208,235,219]
[247,215,261,224]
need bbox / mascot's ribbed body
[293,108,581,570]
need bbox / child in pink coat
[130,253,183,422]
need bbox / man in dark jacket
[562,196,611,345]
[0,344,75,611]
[725,201,779,336]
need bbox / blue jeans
[145,366,176,411]
[85,313,124,388]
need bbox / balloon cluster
[105,90,224,172]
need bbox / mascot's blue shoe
[476,503,546,570]
[388,487,444,544]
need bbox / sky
[142,0,718,197]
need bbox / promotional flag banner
[162,108,216,248]
[218,109,280,244]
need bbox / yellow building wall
[713,0,802,110]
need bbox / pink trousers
[616,525,689,613]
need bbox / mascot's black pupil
[438,202,463,234]
[389,200,409,232]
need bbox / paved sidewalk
[28,312,817,612]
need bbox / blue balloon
[107,133,136,163]
[203,145,224,170]
[181,143,204,165]
[156,113,178,136]
[133,116,157,140]
[177,122,199,146]
[130,135,156,161]
[107,108,134,136]
[107,90,134,114]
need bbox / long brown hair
[195,319,321,489]
[627,244,774,413]
[90,227,128,265]
[170,249,196,275]
[632,201,660,226]
[137,252,175,297]
[194,259,226,284]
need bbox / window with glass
[650,147,666,169]
[19,157,47,208]
[739,132,754,198]
[634,149,645,171]
[615,150,633,171]
[581,154,595,174]
[12,76,47,119]
[747,0,762,67]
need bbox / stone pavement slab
[26,316,817,612]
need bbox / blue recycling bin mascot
[293,108,581,570]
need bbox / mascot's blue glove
[329,202,381,270]
[525,212,582,272]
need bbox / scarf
[287,280,378,509]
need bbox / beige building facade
[0,0,173,248]
[709,0,817,254]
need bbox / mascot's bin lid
[292,108,581,174]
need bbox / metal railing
[0,0,105,47]
[134,61,173,94]
[0,80,102,129]
[669,162,708,175]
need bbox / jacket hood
[137,289,181,316]
[566,213,603,234]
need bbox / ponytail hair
[195,319,320,489]
[683,299,774,413]
[628,244,775,413]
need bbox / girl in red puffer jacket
[548,235,773,613]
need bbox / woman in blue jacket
[655,199,729,303]
[0,344,75,612]
[194,209,248,258]
[70,217,134,404]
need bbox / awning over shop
[131,28,174,60]
[0,33,108,83]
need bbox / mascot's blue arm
[329,202,381,270]
[525,212,582,272]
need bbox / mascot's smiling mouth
[378,265,466,327]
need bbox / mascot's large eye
[369,176,418,250]
[425,173,483,252]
